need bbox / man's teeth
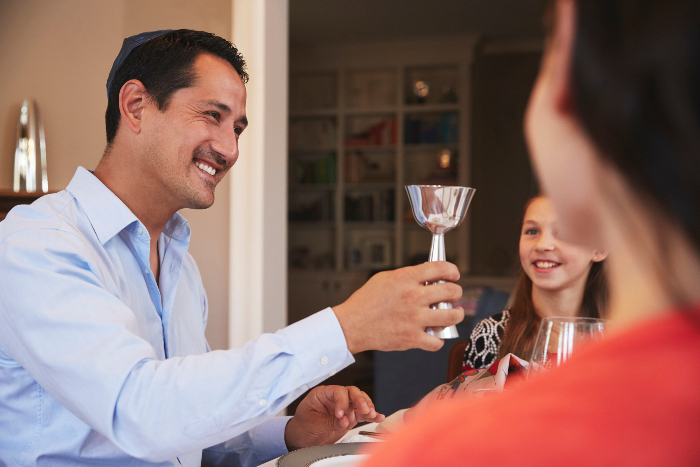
[195,162,217,176]
[535,261,558,269]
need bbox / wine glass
[528,317,607,377]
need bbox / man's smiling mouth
[195,161,217,176]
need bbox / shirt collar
[66,167,190,245]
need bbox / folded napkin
[439,352,529,399]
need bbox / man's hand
[332,261,464,353]
[285,385,385,451]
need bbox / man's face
[141,53,247,211]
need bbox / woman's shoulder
[472,309,510,334]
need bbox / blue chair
[373,287,510,415]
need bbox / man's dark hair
[105,29,248,145]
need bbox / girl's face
[519,197,604,293]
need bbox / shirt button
[320,356,330,366]
[137,227,143,235]
[259,399,267,407]
[144,269,150,275]
[329,370,337,377]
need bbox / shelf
[404,143,459,152]
[344,107,397,115]
[403,103,460,113]
[289,148,337,154]
[344,221,395,230]
[290,109,338,117]
[289,221,335,229]
[344,182,395,190]
[289,184,336,191]
[0,189,52,198]
[343,145,395,152]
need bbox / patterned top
[462,310,511,369]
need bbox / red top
[361,308,700,466]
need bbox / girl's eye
[524,229,538,235]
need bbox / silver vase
[14,99,48,193]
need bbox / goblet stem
[428,234,446,262]
[426,234,459,339]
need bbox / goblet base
[426,325,459,339]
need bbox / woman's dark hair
[498,196,609,360]
[570,1,700,301]
[105,29,248,146]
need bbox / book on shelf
[404,112,459,145]
[344,190,395,222]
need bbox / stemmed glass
[405,185,476,339]
[529,317,607,376]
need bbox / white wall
[0,0,233,350]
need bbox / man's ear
[550,0,577,115]
[118,79,149,135]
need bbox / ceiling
[290,0,549,46]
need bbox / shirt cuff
[282,307,355,385]
[248,415,293,463]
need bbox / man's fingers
[418,282,463,307]
[347,386,376,418]
[413,332,445,352]
[419,307,464,328]
[322,386,351,418]
[411,261,460,283]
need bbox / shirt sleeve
[201,416,292,467]
[0,227,355,462]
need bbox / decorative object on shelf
[406,184,475,339]
[14,99,48,193]
[347,230,393,270]
[405,66,459,105]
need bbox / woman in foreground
[464,195,607,369]
[363,0,700,464]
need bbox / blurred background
[0,0,546,413]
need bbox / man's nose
[211,125,239,163]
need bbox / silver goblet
[405,185,475,339]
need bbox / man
[0,30,463,466]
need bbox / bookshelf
[289,64,469,278]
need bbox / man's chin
[190,196,215,210]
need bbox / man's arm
[0,228,354,462]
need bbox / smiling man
[0,30,464,466]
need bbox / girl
[463,195,607,369]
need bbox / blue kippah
[106,29,173,96]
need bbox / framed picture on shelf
[347,230,393,270]
[363,236,392,269]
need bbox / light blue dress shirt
[0,167,354,466]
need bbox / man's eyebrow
[238,116,248,126]
[201,100,231,113]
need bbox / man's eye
[234,126,243,135]
[205,111,220,121]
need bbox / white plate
[310,454,369,467]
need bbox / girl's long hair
[498,198,609,360]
